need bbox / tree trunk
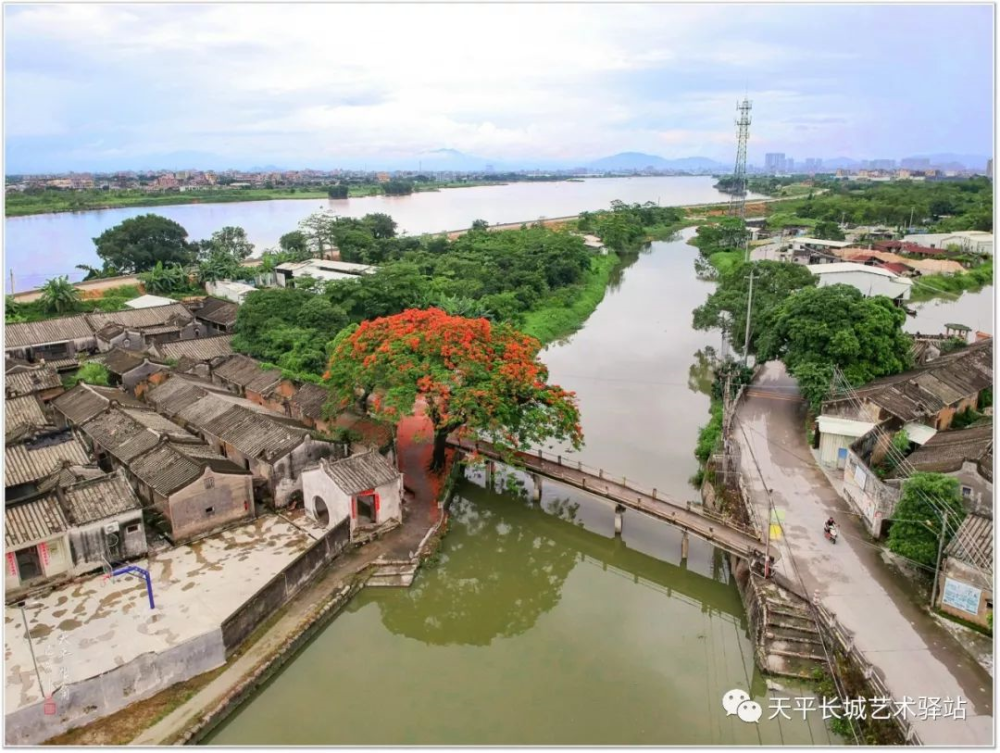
[430,428,449,472]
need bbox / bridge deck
[450,439,765,557]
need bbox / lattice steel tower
[727,97,752,220]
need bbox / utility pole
[18,602,45,698]
[930,510,949,609]
[727,97,752,222]
[909,206,915,231]
[9,269,14,295]
[743,270,755,367]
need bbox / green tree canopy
[200,226,254,261]
[39,276,80,314]
[93,214,195,274]
[887,473,966,567]
[65,362,111,388]
[692,260,816,355]
[756,284,913,408]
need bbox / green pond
[205,231,841,745]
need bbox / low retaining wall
[6,629,225,745]
[220,519,350,654]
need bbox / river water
[4,175,756,293]
[204,231,840,746]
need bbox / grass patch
[933,607,993,637]
[10,284,143,322]
[708,250,744,275]
[909,260,993,303]
[520,252,620,344]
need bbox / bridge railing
[461,439,764,545]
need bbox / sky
[3,3,995,173]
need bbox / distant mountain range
[7,147,990,176]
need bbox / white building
[806,262,913,301]
[301,450,403,538]
[205,279,258,305]
[124,294,176,309]
[902,231,993,256]
[275,259,376,287]
[790,237,852,252]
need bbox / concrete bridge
[450,438,767,560]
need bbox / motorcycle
[824,524,839,544]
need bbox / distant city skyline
[4,4,993,174]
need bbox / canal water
[4,175,760,293]
[204,231,840,746]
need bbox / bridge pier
[681,531,690,566]
[614,504,626,537]
[484,460,495,490]
[531,473,542,503]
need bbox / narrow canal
[204,230,839,746]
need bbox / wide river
[4,175,761,293]
[204,230,849,746]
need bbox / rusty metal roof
[5,364,62,398]
[51,383,149,426]
[5,495,69,548]
[5,315,94,349]
[5,430,92,488]
[322,449,399,494]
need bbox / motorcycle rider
[824,516,835,534]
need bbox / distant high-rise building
[764,153,785,173]
[871,159,897,170]
[803,158,823,172]
[901,157,931,170]
[785,158,795,172]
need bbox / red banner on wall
[6,552,17,577]
[38,542,50,568]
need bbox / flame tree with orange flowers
[324,308,583,471]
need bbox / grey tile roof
[323,449,400,494]
[51,383,149,426]
[193,297,239,327]
[61,472,142,525]
[898,425,993,477]
[151,335,234,362]
[201,404,307,461]
[128,441,248,496]
[5,315,94,349]
[5,395,48,439]
[827,339,993,422]
[84,303,193,331]
[5,431,92,488]
[945,513,993,571]
[291,383,329,420]
[80,409,162,463]
[6,495,69,548]
[118,408,200,442]
[213,354,281,393]
[145,375,230,415]
[101,348,151,376]
[5,364,62,397]
[52,464,106,488]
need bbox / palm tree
[139,262,188,294]
[39,276,80,314]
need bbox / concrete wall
[935,394,979,431]
[4,628,226,745]
[219,518,350,654]
[819,431,855,468]
[167,469,254,544]
[937,558,993,628]
[302,466,402,534]
[68,510,147,567]
[841,448,899,539]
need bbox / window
[125,523,140,534]
[205,506,215,517]
[123,338,131,347]
[962,486,972,498]
[204,476,215,489]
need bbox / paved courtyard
[5,515,315,715]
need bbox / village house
[91,348,170,394]
[123,294,177,309]
[902,231,994,256]
[203,280,258,306]
[5,494,74,596]
[289,382,395,460]
[806,262,913,302]
[5,315,96,363]
[145,375,342,506]
[50,382,152,429]
[301,449,403,536]
[59,472,148,570]
[210,354,284,402]
[936,514,993,629]
[186,296,240,335]
[274,259,375,287]
[4,363,64,403]
[893,424,993,515]
[5,395,49,443]
[87,303,202,352]
[5,429,93,503]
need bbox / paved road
[734,361,992,745]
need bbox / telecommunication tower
[727,97,752,220]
